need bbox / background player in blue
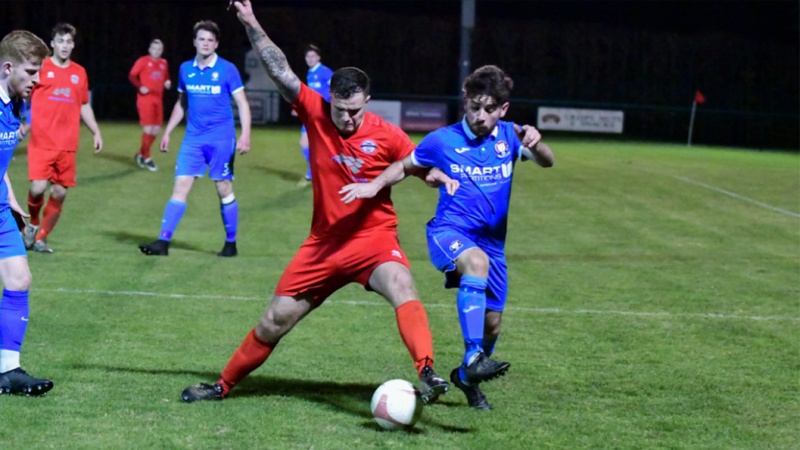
[139,20,251,257]
[0,30,54,395]
[341,65,554,410]
[295,44,332,188]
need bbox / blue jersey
[0,86,24,209]
[177,54,244,141]
[306,63,333,102]
[412,118,523,245]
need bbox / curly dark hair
[462,65,514,104]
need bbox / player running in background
[180,0,454,404]
[341,65,555,410]
[295,44,332,187]
[0,30,54,396]
[128,38,171,172]
[23,23,103,254]
[138,20,251,257]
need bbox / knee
[389,269,418,300]
[256,308,293,341]
[50,184,67,200]
[5,269,32,292]
[460,250,490,277]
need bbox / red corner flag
[694,90,706,104]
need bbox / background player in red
[180,0,456,404]
[23,23,103,253]
[128,38,171,171]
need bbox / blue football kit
[155,54,244,244]
[0,87,26,258]
[413,118,523,311]
[0,85,31,361]
[412,117,524,370]
[175,54,244,180]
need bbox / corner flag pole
[687,100,697,146]
[688,90,705,147]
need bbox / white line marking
[640,168,800,219]
[40,288,800,322]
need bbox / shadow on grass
[71,363,472,433]
[101,230,212,254]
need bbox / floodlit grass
[0,123,797,449]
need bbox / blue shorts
[426,224,508,311]
[0,207,26,259]
[300,125,307,134]
[175,138,236,180]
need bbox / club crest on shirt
[449,240,462,253]
[212,72,219,81]
[70,74,79,84]
[494,140,509,158]
[360,140,378,154]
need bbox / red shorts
[27,145,77,187]
[137,96,163,126]
[274,231,411,304]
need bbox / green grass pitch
[0,123,797,449]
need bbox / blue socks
[220,198,238,242]
[159,199,186,241]
[457,274,488,367]
[0,290,29,353]
[301,146,311,180]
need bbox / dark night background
[2,0,798,149]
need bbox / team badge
[360,140,378,154]
[449,240,462,253]
[494,140,509,158]
[212,72,219,81]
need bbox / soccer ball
[370,379,423,430]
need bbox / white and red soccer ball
[370,379,423,430]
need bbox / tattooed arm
[233,0,302,103]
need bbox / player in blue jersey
[341,65,554,410]
[139,20,251,257]
[0,30,54,395]
[295,44,333,187]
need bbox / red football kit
[28,57,90,186]
[129,55,170,125]
[274,84,416,302]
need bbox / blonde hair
[0,30,49,65]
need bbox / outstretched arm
[340,155,459,204]
[233,1,302,104]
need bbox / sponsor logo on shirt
[494,140,509,158]
[454,147,471,154]
[47,71,54,78]
[332,154,364,174]
[185,84,222,95]
[188,73,196,78]
[450,162,514,183]
[70,74,79,84]
[360,140,377,154]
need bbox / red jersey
[293,84,415,239]
[30,58,89,152]
[128,55,170,98]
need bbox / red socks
[27,192,43,226]
[36,196,63,241]
[218,329,278,395]
[395,300,435,376]
[140,133,156,159]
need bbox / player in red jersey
[128,38,171,171]
[23,23,102,253]
[181,0,456,404]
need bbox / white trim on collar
[193,53,218,68]
[0,84,10,105]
